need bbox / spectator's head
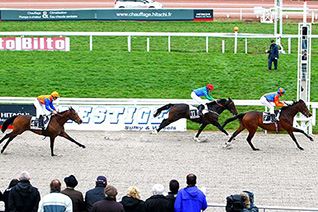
[19,171,30,181]
[127,186,141,200]
[8,179,19,189]
[64,175,78,188]
[152,184,165,195]
[96,176,107,187]
[104,185,118,199]
[271,40,275,44]
[186,173,197,186]
[50,179,61,192]
[169,179,179,194]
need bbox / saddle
[262,110,281,124]
[30,116,51,130]
[189,104,208,119]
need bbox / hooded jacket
[242,191,258,212]
[8,180,41,212]
[85,184,106,212]
[174,185,207,212]
[120,196,145,212]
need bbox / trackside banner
[0,104,186,131]
[58,105,186,131]
[0,9,213,21]
[0,37,70,51]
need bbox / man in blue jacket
[174,174,207,212]
[267,40,279,70]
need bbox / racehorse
[0,107,86,156]
[222,99,313,150]
[153,98,238,142]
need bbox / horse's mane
[207,99,227,106]
[281,100,299,111]
[57,107,74,115]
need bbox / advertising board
[0,104,186,131]
[59,105,186,131]
[0,37,70,51]
[0,9,213,21]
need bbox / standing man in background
[267,40,279,71]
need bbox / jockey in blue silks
[191,84,214,116]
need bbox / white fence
[0,97,316,133]
[207,203,318,212]
[0,31,307,53]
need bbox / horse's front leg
[290,127,314,141]
[50,136,57,156]
[194,123,207,142]
[211,121,229,136]
[286,130,304,150]
[60,131,86,149]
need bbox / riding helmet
[277,87,285,94]
[51,91,60,98]
[206,84,214,90]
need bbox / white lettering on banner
[58,105,186,131]
[0,37,70,51]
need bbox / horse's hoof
[310,137,314,141]
[298,147,304,150]
[253,148,260,151]
[150,130,158,134]
[194,137,201,142]
[223,142,233,149]
[82,145,86,149]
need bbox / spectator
[38,179,72,212]
[61,175,85,212]
[120,186,145,212]
[144,184,171,212]
[166,179,179,210]
[174,173,207,212]
[3,179,19,212]
[85,176,107,212]
[8,171,41,212]
[241,191,259,212]
[267,40,279,71]
[91,185,124,212]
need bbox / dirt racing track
[0,130,317,209]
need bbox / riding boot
[271,114,277,122]
[38,115,44,129]
[198,104,205,117]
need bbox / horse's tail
[222,113,246,128]
[154,104,175,117]
[1,116,18,133]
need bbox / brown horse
[222,99,313,150]
[153,98,238,142]
[0,107,86,156]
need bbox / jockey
[191,84,214,116]
[34,91,60,128]
[260,87,287,122]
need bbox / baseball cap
[96,176,107,184]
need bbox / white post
[128,35,131,52]
[245,38,247,54]
[222,40,225,53]
[89,35,93,51]
[168,36,171,52]
[147,37,150,52]
[288,37,291,54]
[304,0,307,24]
[206,36,209,53]
[234,31,238,54]
[240,9,242,21]
[311,11,314,23]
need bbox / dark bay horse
[0,107,86,156]
[222,99,313,150]
[153,98,238,142]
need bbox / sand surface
[0,130,317,209]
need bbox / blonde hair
[127,186,141,200]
